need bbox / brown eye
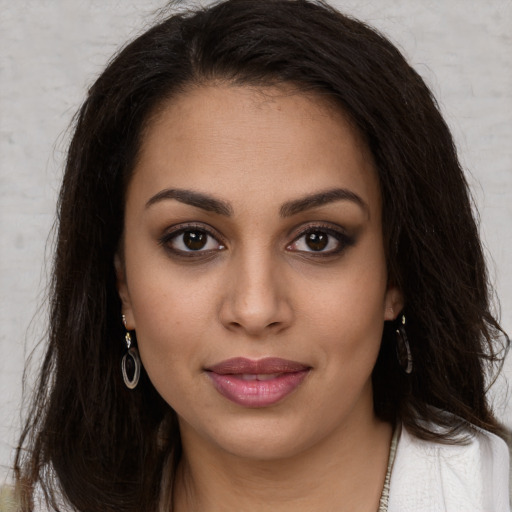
[161,226,225,256]
[287,226,354,256]
[305,232,328,251]
[183,230,207,250]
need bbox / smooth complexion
[117,84,403,512]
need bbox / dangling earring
[121,315,141,389]
[395,314,413,374]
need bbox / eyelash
[287,224,355,256]
[158,223,226,258]
[158,222,354,259]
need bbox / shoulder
[388,421,511,512]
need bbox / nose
[218,249,294,337]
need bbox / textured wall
[1,0,511,482]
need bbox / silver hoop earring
[122,330,141,389]
[395,314,413,374]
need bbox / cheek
[305,262,388,369]
[126,245,209,327]
[131,289,208,409]
[132,286,207,349]
[125,262,222,379]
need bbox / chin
[200,414,324,461]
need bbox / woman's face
[117,84,402,460]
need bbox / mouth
[205,357,311,408]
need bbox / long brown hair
[15,1,509,510]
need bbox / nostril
[226,320,282,333]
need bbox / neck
[172,411,393,512]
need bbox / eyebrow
[279,188,368,217]
[145,188,233,216]
[145,186,367,218]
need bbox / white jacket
[388,424,510,511]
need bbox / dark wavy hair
[15,0,509,510]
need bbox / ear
[114,253,136,330]
[383,284,404,322]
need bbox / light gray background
[1,0,511,483]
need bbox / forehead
[130,84,380,215]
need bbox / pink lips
[205,357,310,407]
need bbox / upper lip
[206,357,310,375]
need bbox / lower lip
[207,370,310,407]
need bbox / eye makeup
[157,219,356,262]
[158,222,226,259]
[286,222,356,259]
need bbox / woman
[14,0,510,510]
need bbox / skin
[117,84,403,512]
